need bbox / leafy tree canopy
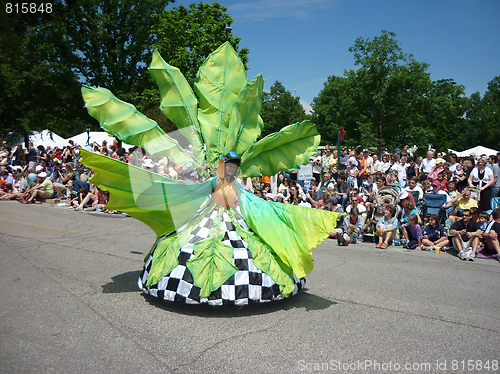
[260,81,306,138]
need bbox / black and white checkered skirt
[138,207,305,306]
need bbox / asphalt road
[1,201,499,374]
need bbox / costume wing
[240,120,320,178]
[236,182,343,278]
[81,86,200,168]
[148,50,206,166]
[79,148,217,237]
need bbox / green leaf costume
[79,42,343,305]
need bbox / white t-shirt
[421,158,436,174]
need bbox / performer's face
[225,163,238,176]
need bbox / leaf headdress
[81,42,320,178]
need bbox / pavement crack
[328,296,500,334]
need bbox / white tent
[65,131,135,150]
[450,146,499,158]
[16,130,67,148]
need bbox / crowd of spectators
[1,140,499,262]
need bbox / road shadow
[101,270,142,293]
[141,289,337,317]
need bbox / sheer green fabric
[79,148,217,237]
[228,210,296,297]
[236,182,343,279]
[81,86,198,168]
[149,50,205,166]
[240,120,320,178]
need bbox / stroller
[366,186,401,233]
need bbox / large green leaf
[240,120,320,178]
[223,74,264,156]
[186,235,238,298]
[146,234,180,287]
[81,86,197,167]
[194,42,248,164]
[148,50,206,165]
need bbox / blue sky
[172,0,500,113]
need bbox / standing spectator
[468,157,495,212]
[27,143,37,171]
[406,156,419,181]
[310,150,322,183]
[421,150,436,174]
[338,148,349,174]
[369,154,382,177]
[450,209,481,261]
[448,154,459,173]
[490,155,499,198]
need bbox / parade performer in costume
[80,42,342,305]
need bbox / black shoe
[338,234,347,246]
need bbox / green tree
[479,76,500,149]
[0,0,87,139]
[260,81,306,138]
[312,30,469,153]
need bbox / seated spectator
[345,193,367,218]
[402,214,423,250]
[446,188,478,210]
[421,214,448,251]
[337,207,364,246]
[482,208,500,262]
[69,187,90,210]
[23,172,53,203]
[447,181,459,200]
[470,207,480,223]
[401,199,422,226]
[435,172,448,191]
[450,209,481,261]
[334,174,349,210]
[376,205,398,249]
[327,197,345,239]
[428,158,444,181]
[428,180,451,205]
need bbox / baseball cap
[38,172,47,178]
[435,158,443,164]
[327,197,339,204]
[35,165,43,172]
[432,180,440,187]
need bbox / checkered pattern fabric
[138,207,305,306]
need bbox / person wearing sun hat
[428,158,444,181]
[24,171,54,204]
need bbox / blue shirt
[377,216,398,230]
[423,224,445,241]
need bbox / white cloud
[228,0,339,22]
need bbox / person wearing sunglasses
[449,209,482,261]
